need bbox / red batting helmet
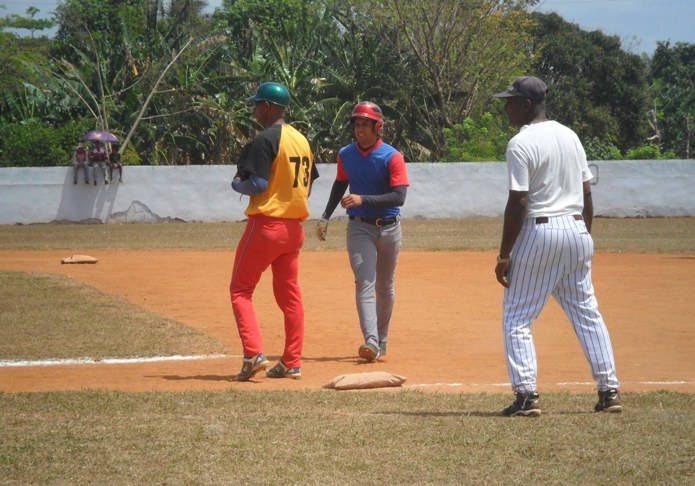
[350,101,383,133]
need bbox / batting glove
[316,218,329,241]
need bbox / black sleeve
[310,161,320,186]
[307,162,320,196]
[236,126,280,180]
[322,180,350,219]
[361,185,407,209]
[235,142,253,178]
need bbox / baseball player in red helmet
[230,82,319,382]
[493,76,621,416]
[316,101,409,362]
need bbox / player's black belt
[535,215,583,224]
[349,215,400,227]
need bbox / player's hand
[316,218,329,241]
[340,194,362,209]
[495,261,510,288]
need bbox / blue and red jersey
[336,139,409,219]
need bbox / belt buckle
[375,218,384,228]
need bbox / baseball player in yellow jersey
[230,82,319,382]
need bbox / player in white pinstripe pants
[492,76,621,416]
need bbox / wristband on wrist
[496,255,510,264]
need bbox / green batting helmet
[247,82,291,107]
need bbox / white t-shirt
[506,120,593,218]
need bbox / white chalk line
[411,381,695,388]
[2,358,694,388]
[0,354,234,367]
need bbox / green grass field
[2,390,693,485]
[2,217,694,252]
[1,218,694,485]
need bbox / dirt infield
[1,250,694,394]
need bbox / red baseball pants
[230,214,305,368]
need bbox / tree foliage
[365,0,538,160]
[0,118,89,167]
[529,12,649,153]
[0,6,55,38]
[0,0,691,167]
[443,111,513,162]
[650,41,695,158]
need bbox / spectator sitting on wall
[72,144,89,184]
[109,146,123,183]
[89,141,109,185]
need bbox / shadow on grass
[374,409,596,418]
[375,410,503,418]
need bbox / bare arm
[582,180,593,233]
[495,190,528,287]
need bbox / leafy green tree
[650,41,695,158]
[0,118,89,167]
[5,0,681,167]
[48,0,223,164]
[0,5,54,121]
[310,0,414,161]
[442,111,513,162]
[211,0,380,163]
[0,35,52,108]
[0,6,55,38]
[624,144,677,160]
[366,0,538,160]
[529,12,650,153]
[583,136,622,161]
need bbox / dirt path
[1,250,694,394]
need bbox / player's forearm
[232,174,268,195]
[361,186,407,209]
[582,181,593,233]
[499,193,527,259]
[322,180,349,219]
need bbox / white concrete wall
[0,160,693,224]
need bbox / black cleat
[502,392,542,417]
[595,389,622,413]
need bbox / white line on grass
[0,354,234,367]
[412,380,695,388]
[2,358,694,388]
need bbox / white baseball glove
[316,218,329,241]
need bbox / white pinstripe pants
[503,216,620,393]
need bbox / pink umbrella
[82,130,119,143]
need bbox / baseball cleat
[235,354,269,382]
[377,341,387,361]
[266,360,301,379]
[502,391,542,417]
[358,343,379,362]
[595,388,622,413]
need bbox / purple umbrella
[82,130,119,143]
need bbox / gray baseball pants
[346,219,402,349]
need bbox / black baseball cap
[493,76,547,101]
